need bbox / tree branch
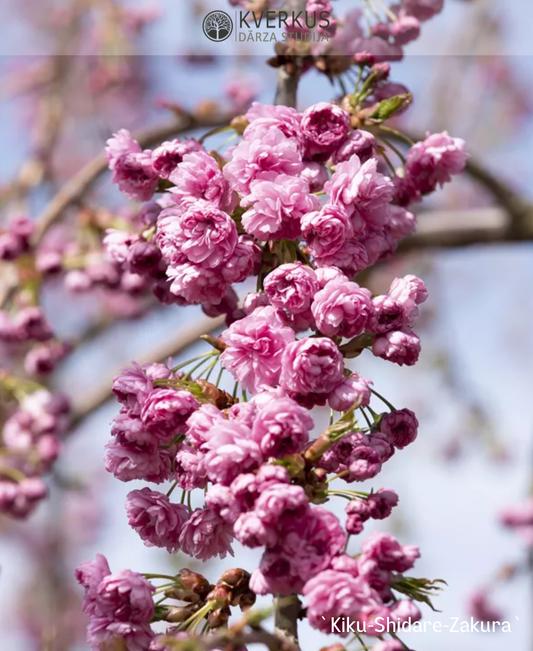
[34,110,236,242]
[400,206,533,252]
[273,595,301,646]
[461,157,532,237]
[274,0,308,108]
[69,314,224,428]
[202,627,297,651]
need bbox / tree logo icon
[203,11,233,42]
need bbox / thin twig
[34,111,237,242]
[69,315,224,428]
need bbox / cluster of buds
[160,569,247,629]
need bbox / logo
[203,10,233,42]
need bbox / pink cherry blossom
[325,155,394,221]
[300,102,351,160]
[169,150,235,211]
[178,507,234,561]
[380,409,419,449]
[405,131,468,194]
[220,308,295,393]
[264,263,319,314]
[280,337,344,398]
[302,204,355,258]
[242,175,319,241]
[125,488,189,552]
[140,388,199,440]
[312,277,373,338]
[152,138,203,179]
[372,329,421,366]
[303,570,376,633]
[361,532,420,572]
[251,395,313,457]
[224,129,303,198]
[328,373,372,411]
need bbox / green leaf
[390,575,447,612]
[369,93,412,122]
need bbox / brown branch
[272,5,307,642]
[274,595,301,645]
[69,314,225,429]
[34,111,237,242]
[274,65,303,109]
[201,627,297,651]
[400,206,533,252]
[462,157,533,237]
[162,625,297,651]
[274,0,308,108]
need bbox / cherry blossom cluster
[0,217,73,517]
[102,92,465,325]
[229,0,444,65]
[69,5,469,646]
[321,0,445,61]
[0,388,70,517]
[77,555,258,650]
[87,315,436,649]
[73,79,468,646]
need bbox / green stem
[184,355,216,380]
[325,470,350,483]
[154,583,175,595]
[360,407,372,429]
[378,135,407,164]
[199,124,234,144]
[166,480,179,498]
[379,124,415,146]
[370,388,396,411]
[204,358,219,383]
[177,601,214,632]
[328,489,368,499]
[380,148,397,176]
[355,632,370,651]
[215,365,224,388]
[0,466,25,482]
[171,352,214,373]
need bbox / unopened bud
[219,568,250,590]
[207,606,230,629]
[173,569,212,602]
[354,51,376,67]
[371,62,391,81]
[235,589,256,611]
[206,584,232,609]
[230,115,249,136]
[165,605,198,623]
[196,380,236,409]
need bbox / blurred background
[1,0,533,650]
